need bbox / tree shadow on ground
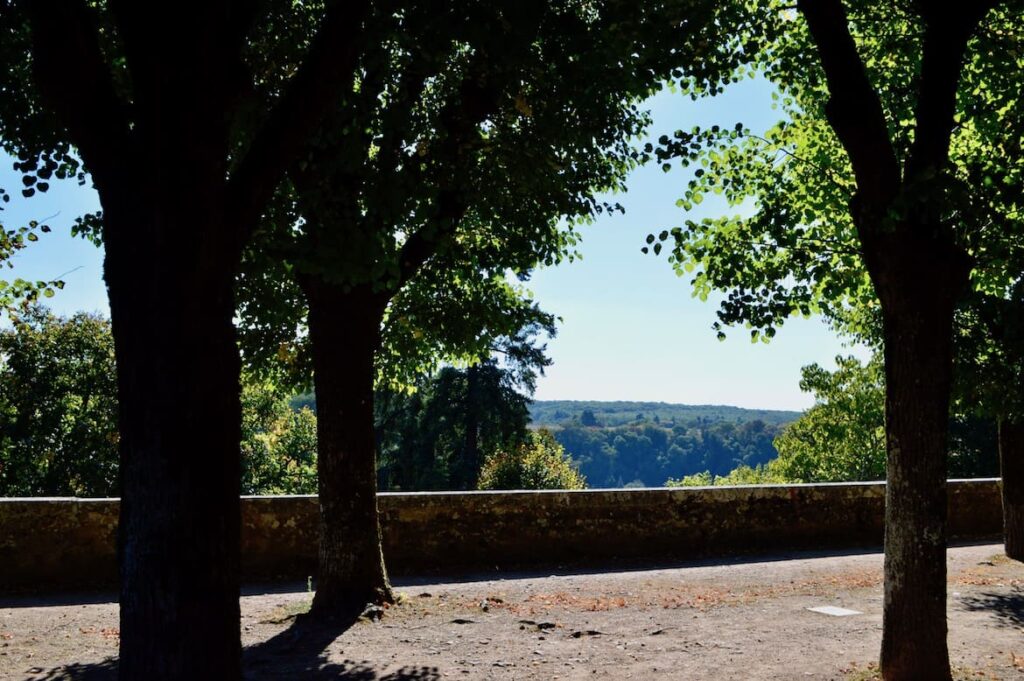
[29,614,439,681]
[959,588,1024,629]
[28,658,117,680]
[243,611,439,680]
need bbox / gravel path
[2,544,1022,680]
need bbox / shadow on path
[29,615,439,681]
[6,539,1002,609]
[29,658,117,680]
[245,611,439,680]
[959,587,1024,629]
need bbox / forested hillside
[528,400,795,488]
[528,400,800,428]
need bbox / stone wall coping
[0,478,1001,503]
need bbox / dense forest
[546,417,783,488]
[527,400,795,487]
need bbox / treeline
[529,400,799,428]
[551,418,782,488]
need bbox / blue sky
[2,77,867,411]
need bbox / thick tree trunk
[105,200,242,679]
[304,281,394,617]
[873,239,967,681]
[998,418,1024,561]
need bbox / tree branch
[905,3,997,180]
[393,56,502,290]
[228,0,371,243]
[26,0,133,193]
[797,0,900,209]
[395,191,469,290]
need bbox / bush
[477,429,586,490]
[666,464,786,487]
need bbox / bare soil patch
[2,544,1022,680]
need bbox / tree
[0,307,321,498]
[237,0,743,618]
[554,417,782,487]
[377,353,544,492]
[478,429,586,490]
[649,1,1021,676]
[754,355,994,484]
[954,287,1024,558]
[772,356,886,483]
[0,306,118,496]
[0,2,371,676]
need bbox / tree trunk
[105,200,242,679]
[304,281,394,617]
[998,418,1024,561]
[456,363,482,490]
[873,238,967,681]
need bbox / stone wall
[0,480,1003,592]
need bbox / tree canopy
[650,1,1023,343]
[0,306,118,496]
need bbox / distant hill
[528,400,801,429]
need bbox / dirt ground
[1,543,1022,680]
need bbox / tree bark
[998,418,1024,561]
[873,236,969,681]
[303,281,394,618]
[103,197,242,679]
[456,363,482,490]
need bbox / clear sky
[2,77,867,411]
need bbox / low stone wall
[0,480,1002,592]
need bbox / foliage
[947,412,999,479]
[240,378,317,495]
[667,464,785,487]
[0,4,91,313]
[0,307,319,496]
[375,361,534,491]
[952,285,1024,422]
[648,0,1024,342]
[773,355,996,482]
[477,428,586,490]
[555,417,781,488]
[0,306,118,496]
[771,355,886,482]
[0,219,65,313]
